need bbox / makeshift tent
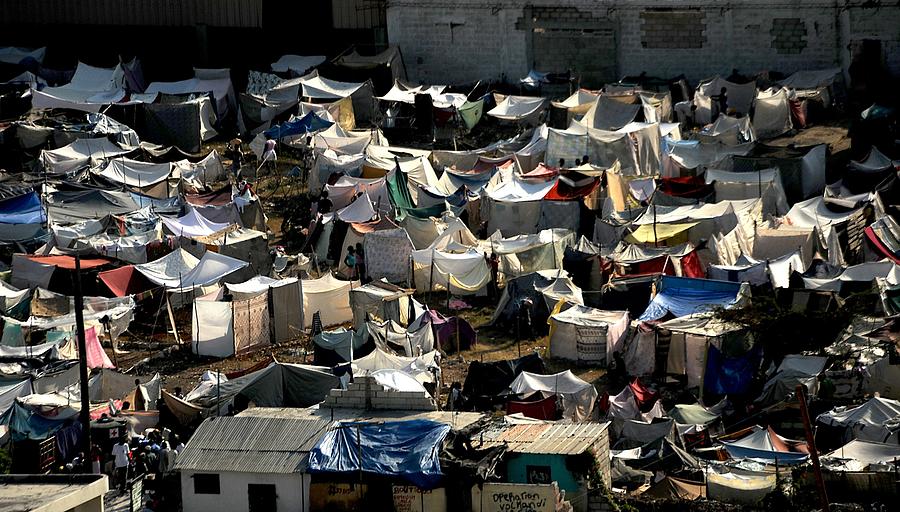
[641,476,706,501]
[40,138,134,175]
[548,306,629,366]
[163,251,247,291]
[186,361,340,412]
[639,276,748,322]
[706,168,789,216]
[349,280,413,328]
[753,88,793,139]
[508,370,598,421]
[313,326,373,366]
[225,276,303,343]
[308,419,451,490]
[407,309,476,355]
[366,319,435,357]
[363,227,414,284]
[351,348,440,385]
[301,273,357,328]
[821,439,900,471]
[668,403,721,427]
[732,144,827,202]
[706,468,776,505]
[817,397,900,444]
[192,292,270,358]
[487,95,547,124]
[133,249,200,288]
[161,208,232,238]
[757,354,827,405]
[659,313,748,389]
[723,425,809,464]
[703,344,762,396]
[462,353,545,409]
[580,95,640,130]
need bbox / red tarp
[506,394,560,420]
[657,176,714,198]
[865,226,900,265]
[25,255,112,270]
[628,377,658,411]
[521,163,559,180]
[545,178,599,201]
[679,250,706,278]
[617,255,675,277]
[86,326,115,369]
[98,265,153,297]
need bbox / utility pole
[796,384,829,512]
[74,255,92,472]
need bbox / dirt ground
[105,119,851,402]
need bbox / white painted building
[174,415,330,512]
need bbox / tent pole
[797,384,829,512]
[73,255,92,472]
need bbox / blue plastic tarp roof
[638,276,743,321]
[308,419,451,489]
[704,344,761,396]
[0,401,71,441]
[264,111,333,140]
[0,192,46,224]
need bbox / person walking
[111,437,130,492]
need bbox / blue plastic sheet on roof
[264,111,333,140]
[638,276,743,321]
[704,344,762,396]
[308,419,451,489]
[0,401,72,441]
[0,192,46,224]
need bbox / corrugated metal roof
[174,416,330,474]
[237,406,486,431]
[477,422,610,455]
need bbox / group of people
[110,429,185,492]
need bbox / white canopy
[352,348,440,384]
[161,208,233,238]
[134,249,201,288]
[94,158,176,187]
[487,95,547,122]
[300,75,366,99]
[335,193,376,223]
[817,397,900,443]
[271,55,326,74]
[173,251,249,292]
[508,370,598,421]
[301,273,357,328]
[41,138,134,175]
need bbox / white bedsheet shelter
[301,273,358,328]
[31,61,126,112]
[351,348,441,384]
[134,249,201,288]
[549,306,629,366]
[192,292,270,358]
[508,370,598,421]
[817,397,900,444]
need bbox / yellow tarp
[625,222,699,245]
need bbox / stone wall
[320,375,437,411]
[386,0,900,86]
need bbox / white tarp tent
[41,138,134,175]
[753,89,793,139]
[817,397,900,443]
[161,208,233,238]
[508,370,598,421]
[192,292,270,358]
[225,276,303,343]
[351,348,440,384]
[134,249,200,288]
[705,168,790,216]
[301,273,357,328]
[549,306,629,365]
[487,95,547,123]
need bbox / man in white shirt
[111,438,130,492]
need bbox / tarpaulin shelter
[821,439,900,471]
[489,270,561,327]
[641,476,706,501]
[487,95,547,124]
[753,88,793,139]
[407,309,477,355]
[186,361,340,412]
[0,191,46,225]
[44,189,142,224]
[817,397,900,444]
[350,348,440,385]
[723,425,809,464]
[133,248,199,288]
[462,353,545,410]
[225,276,303,343]
[703,344,762,396]
[31,61,126,112]
[668,402,721,427]
[161,208,233,238]
[313,326,373,367]
[308,419,451,489]
[366,318,435,357]
[694,76,756,123]
[192,292,270,358]
[40,137,134,175]
[698,115,755,146]
[706,168,790,216]
[757,354,827,405]
[732,143,827,203]
[658,312,748,389]
[363,227,414,284]
[508,370,598,421]
[159,250,248,291]
[706,467,776,505]
[349,280,414,329]
[300,273,357,329]
[483,229,573,280]
[548,306,629,366]
[264,111,333,140]
[579,95,640,131]
[92,158,179,198]
[638,276,748,322]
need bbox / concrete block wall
[386,0,900,86]
[321,375,437,411]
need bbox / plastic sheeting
[753,89,793,139]
[817,397,900,443]
[638,276,747,322]
[133,248,200,288]
[580,96,641,130]
[487,95,547,123]
[549,306,629,364]
[161,208,233,238]
[723,426,808,464]
[412,248,490,294]
[308,419,450,489]
[40,138,134,175]
[352,348,440,384]
[508,370,597,421]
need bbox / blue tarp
[638,276,743,321]
[0,401,72,441]
[704,345,762,396]
[264,111,333,140]
[308,419,451,489]
[0,192,46,224]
